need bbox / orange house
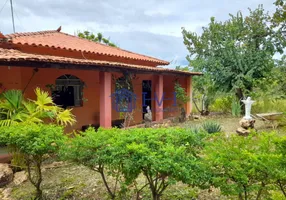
[0,28,201,131]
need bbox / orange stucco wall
[0,66,190,131]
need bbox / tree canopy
[272,0,286,29]
[78,31,117,47]
[182,5,286,100]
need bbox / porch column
[186,76,193,116]
[155,75,163,122]
[99,71,112,128]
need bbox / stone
[0,188,12,200]
[13,171,27,186]
[239,118,255,129]
[193,115,201,120]
[0,164,13,187]
[44,161,64,169]
[236,127,251,136]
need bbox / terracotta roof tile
[5,30,169,65]
[0,48,202,76]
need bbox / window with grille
[53,74,84,108]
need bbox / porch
[0,57,194,130]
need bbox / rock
[13,171,27,186]
[0,164,13,187]
[239,118,255,129]
[193,115,201,120]
[0,188,12,200]
[236,127,251,136]
[44,161,64,169]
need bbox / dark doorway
[142,80,152,119]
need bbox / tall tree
[272,0,286,29]
[78,31,117,47]
[182,5,286,101]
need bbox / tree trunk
[35,160,43,200]
[236,88,245,115]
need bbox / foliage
[182,6,286,100]
[78,31,117,47]
[231,99,242,117]
[272,0,286,29]
[61,127,208,200]
[203,132,286,199]
[201,121,222,134]
[210,95,233,113]
[0,123,66,199]
[0,88,76,127]
[0,88,75,169]
[250,56,286,100]
[175,66,190,71]
[174,82,190,107]
[252,99,286,114]
[113,72,136,128]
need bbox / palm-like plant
[0,87,76,127]
[0,88,76,168]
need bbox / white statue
[241,97,255,120]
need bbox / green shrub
[202,121,222,134]
[252,99,286,114]
[231,99,241,117]
[61,127,207,200]
[0,123,66,200]
[210,95,232,113]
[203,132,286,199]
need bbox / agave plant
[202,121,222,134]
[0,88,76,127]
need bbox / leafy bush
[0,88,76,168]
[61,127,207,200]
[174,82,190,106]
[252,99,286,114]
[203,132,286,199]
[210,95,233,113]
[202,121,222,134]
[231,99,241,117]
[0,123,66,200]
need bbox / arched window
[52,74,84,108]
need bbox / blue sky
[0,0,276,68]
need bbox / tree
[78,31,117,47]
[182,6,286,102]
[0,123,66,200]
[176,64,217,115]
[272,0,286,29]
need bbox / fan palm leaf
[0,87,76,127]
[33,88,58,112]
[56,109,76,126]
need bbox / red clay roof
[0,48,202,76]
[4,30,169,65]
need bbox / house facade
[0,29,201,131]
